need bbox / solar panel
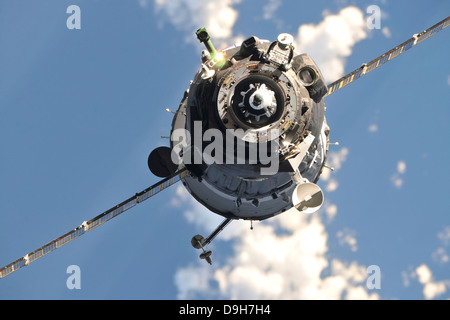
[0,168,187,279]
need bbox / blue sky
[0,0,449,299]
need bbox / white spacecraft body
[169,32,329,222]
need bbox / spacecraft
[1,16,449,277]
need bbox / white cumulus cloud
[294,6,368,83]
[402,264,450,299]
[432,247,449,265]
[415,264,448,300]
[397,161,406,174]
[438,226,450,246]
[263,0,282,21]
[382,26,392,38]
[174,207,378,299]
[152,0,242,48]
[337,228,358,252]
[432,226,450,264]
[390,160,406,189]
[325,203,338,222]
[326,179,339,192]
[368,124,378,132]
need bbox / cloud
[397,161,406,174]
[432,226,450,264]
[438,226,450,246]
[390,160,406,189]
[432,247,449,265]
[391,178,403,188]
[415,264,448,300]
[175,208,378,299]
[337,228,358,252]
[174,264,215,299]
[152,0,242,48]
[263,0,282,21]
[326,179,339,192]
[294,6,368,83]
[381,26,392,38]
[368,124,378,132]
[169,184,190,207]
[401,269,413,287]
[325,203,338,222]
[320,147,349,181]
[402,264,450,299]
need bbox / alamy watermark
[366,5,381,30]
[66,265,81,289]
[366,264,381,290]
[171,121,280,175]
[65,5,383,34]
[66,5,81,30]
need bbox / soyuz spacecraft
[1,17,449,277]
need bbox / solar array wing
[0,168,187,279]
[325,16,449,97]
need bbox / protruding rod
[204,218,232,246]
[196,27,217,55]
